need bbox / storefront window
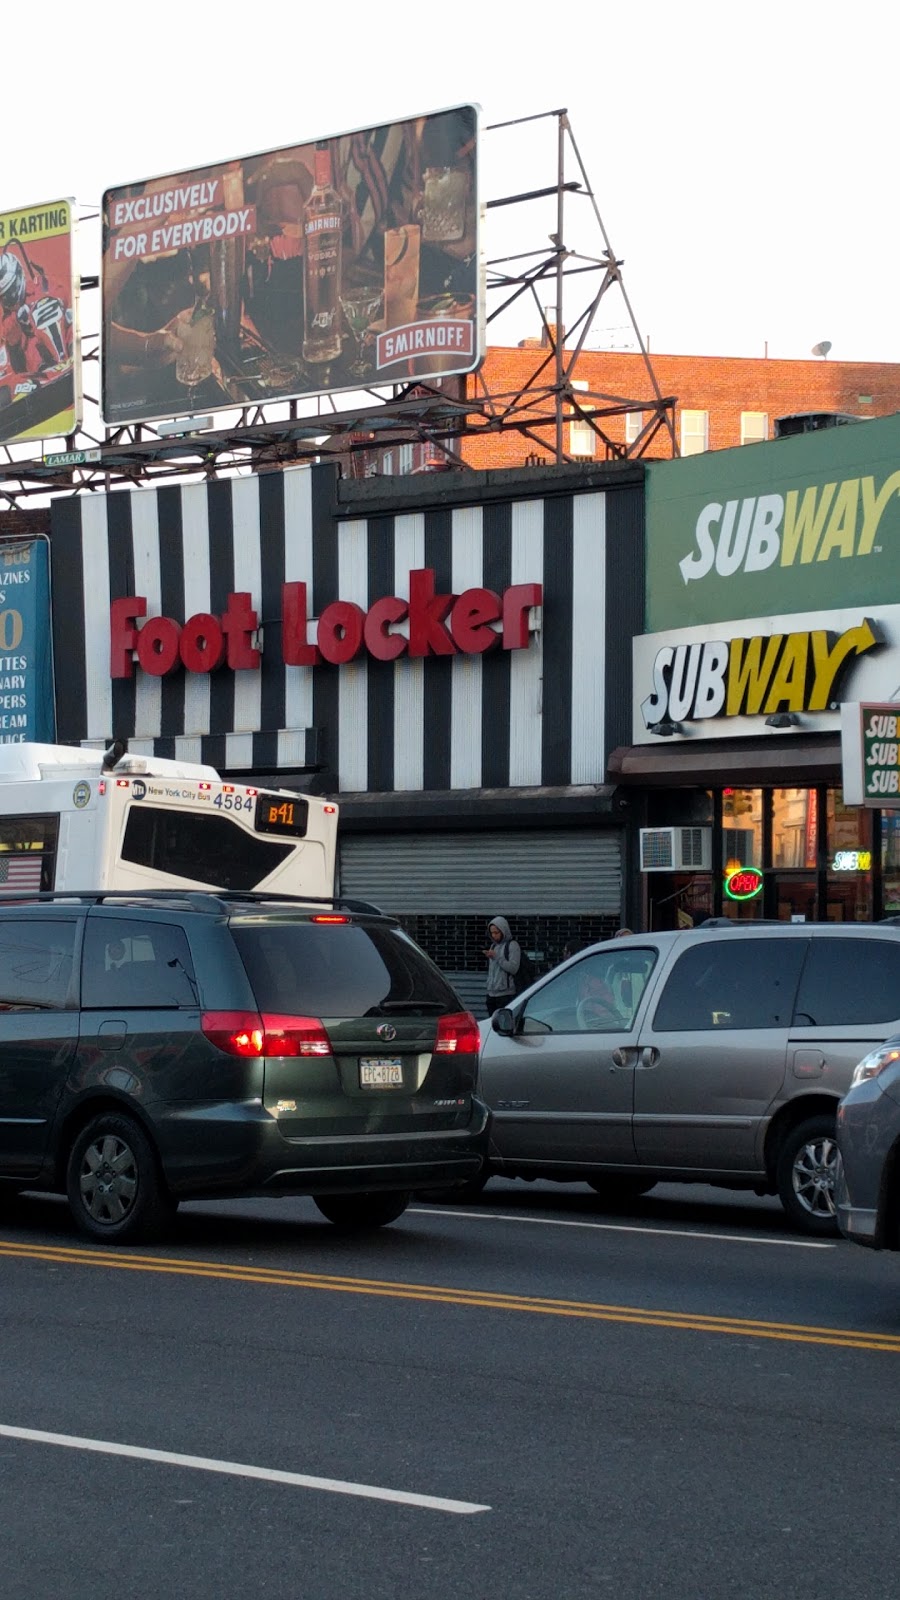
[771,789,817,869]
[827,793,873,922]
[648,786,889,929]
[721,789,763,921]
[881,811,900,916]
[721,789,762,869]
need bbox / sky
[8,0,899,371]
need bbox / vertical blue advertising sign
[0,539,54,743]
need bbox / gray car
[466,923,900,1235]
[836,1041,900,1249]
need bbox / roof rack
[694,917,794,929]
[0,888,385,916]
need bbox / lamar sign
[110,571,543,677]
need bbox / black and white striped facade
[49,465,643,796]
[50,464,644,983]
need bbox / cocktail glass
[339,287,384,378]
[175,303,217,398]
[422,166,468,243]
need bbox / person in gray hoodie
[484,916,521,1015]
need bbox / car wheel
[776,1115,839,1236]
[587,1177,656,1201]
[415,1174,489,1204]
[66,1113,175,1246]
[313,1191,411,1231]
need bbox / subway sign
[842,702,900,806]
[645,413,900,632]
[641,619,881,728]
[677,476,900,587]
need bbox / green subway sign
[646,413,900,631]
[841,701,900,806]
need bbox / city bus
[0,744,338,898]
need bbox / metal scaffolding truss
[474,108,676,465]
[0,109,675,505]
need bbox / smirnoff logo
[305,215,341,234]
[376,319,474,370]
[110,569,543,676]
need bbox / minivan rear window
[232,923,460,1017]
[653,938,806,1032]
[793,938,900,1026]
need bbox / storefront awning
[336,785,620,830]
[608,734,842,788]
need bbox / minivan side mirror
[491,1007,516,1036]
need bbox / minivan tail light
[202,1010,265,1057]
[261,1014,332,1057]
[434,1011,481,1054]
[202,1011,332,1058]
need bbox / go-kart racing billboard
[0,197,80,446]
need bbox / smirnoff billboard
[101,105,483,426]
[110,571,542,677]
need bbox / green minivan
[0,890,488,1243]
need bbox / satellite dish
[812,340,832,359]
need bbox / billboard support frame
[0,109,673,500]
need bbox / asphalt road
[1,1178,898,1600]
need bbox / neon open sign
[724,866,763,901]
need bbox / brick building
[351,339,900,477]
[459,339,900,471]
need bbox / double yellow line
[2,1237,897,1353]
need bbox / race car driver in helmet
[0,246,72,377]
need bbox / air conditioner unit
[639,827,712,872]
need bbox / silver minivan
[472,923,900,1234]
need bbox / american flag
[0,854,44,891]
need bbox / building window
[680,409,709,456]
[741,411,768,445]
[568,380,595,458]
[771,789,817,869]
[722,789,763,869]
[625,411,643,445]
[828,794,872,922]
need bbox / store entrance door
[765,874,817,923]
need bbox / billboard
[101,105,482,426]
[645,411,900,632]
[0,538,54,742]
[0,198,80,446]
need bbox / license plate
[359,1057,403,1088]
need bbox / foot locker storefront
[340,823,624,1013]
[50,462,643,1007]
